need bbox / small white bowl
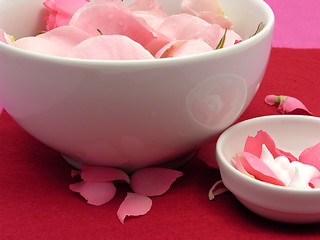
[216,115,320,224]
[0,0,274,172]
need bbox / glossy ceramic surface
[0,0,274,171]
[216,115,320,224]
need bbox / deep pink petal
[69,181,116,206]
[244,130,298,162]
[265,95,312,115]
[236,152,285,186]
[117,192,152,224]
[208,180,228,200]
[299,142,320,171]
[130,167,183,196]
[68,35,154,60]
[80,164,130,184]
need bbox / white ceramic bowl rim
[0,0,274,67]
[216,115,320,195]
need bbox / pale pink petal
[117,192,152,224]
[79,164,130,184]
[37,26,91,52]
[130,167,183,196]
[265,95,312,115]
[180,0,232,28]
[299,142,320,171]
[13,37,65,57]
[0,28,13,45]
[234,154,254,177]
[155,39,213,58]
[208,180,228,200]
[309,177,320,188]
[236,152,285,186]
[69,181,116,206]
[129,0,167,18]
[69,3,157,48]
[157,13,211,40]
[68,35,155,60]
[244,130,298,162]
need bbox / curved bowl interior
[216,115,320,224]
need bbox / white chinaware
[0,0,274,171]
[216,115,320,224]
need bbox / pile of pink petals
[0,0,242,60]
[234,130,320,189]
[70,165,183,223]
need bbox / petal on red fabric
[155,39,212,58]
[69,181,116,206]
[79,164,130,184]
[299,142,320,171]
[236,152,285,186]
[208,180,228,200]
[130,167,183,196]
[265,95,312,115]
[196,138,219,169]
[68,35,155,60]
[117,192,152,224]
[37,26,91,52]
[244,130,298,162]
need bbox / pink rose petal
[180,0,232,28]
[117,192,152,224]
[37,26,91,52]
[155,39,213,58]
[13,37,65,57]
[196,138,219,169]
[129,0,167,18]
[236,152,285,186]
[244,130,298,162]
[79,164,130,184]
[69,181,116,206]
[130,167,183,196]
[157,13,211,40]
[299,142,320,171]
[0,28,13,45]
[309,177,320,188]
[68,35,155,60]
[265,95,312,115]
[208,180,228,200]
[69,2,157,48]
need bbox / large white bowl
[216,115,320,224]
[0,0,274,171]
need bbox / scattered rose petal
[235,152,285,186]
[244,130,298,162]
[69,181,116,206]
[196,138,219,169]
[117,192,152,224]
[68,35,155,60]
[79,164,130,184]
[208,180,228,200]
[265,95,312,115]
[130,167,183,196]
[299,142,320,171]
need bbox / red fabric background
[1,48,320,239]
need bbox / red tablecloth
[1,48,320,239]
